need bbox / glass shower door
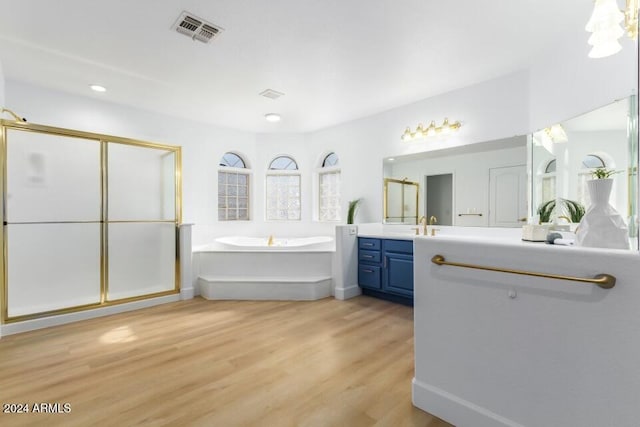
[4,129,102,318]
[106,143,178,301]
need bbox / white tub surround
[332,225,361,300]
[179,224,195,300]
[195,241,333,301]
[412,236,640,427]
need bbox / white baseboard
[412,378,524,427]
[334,284,362,300]
[180,286,195,300]
[1,294,181,336]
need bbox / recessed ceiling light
[388,158,395,161]
[264,113,281,123]
[89,84,107,93]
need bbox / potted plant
[537,199,556,224]
[347,198,362,225]
[590,167,620,179]
[560,199,585,223]
[575,167,629,249]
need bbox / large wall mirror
[383,136,527,227]
[530,95,638,249]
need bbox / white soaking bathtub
[193,236,334,301]
[214,235,333,250]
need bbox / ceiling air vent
[259,89,285,100]
[172,11,223,44]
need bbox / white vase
[575,179,629,249]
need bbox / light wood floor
[0,296,452,427]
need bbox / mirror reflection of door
[425,173,453,226]
[489,165,527,227]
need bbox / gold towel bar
[431,254,616,289]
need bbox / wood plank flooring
[0,296,452,427]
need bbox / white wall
[413,236,640,427]
[308,71,531,224]
[529,32,637,132]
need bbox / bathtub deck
[198,275,332,301]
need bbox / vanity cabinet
[358,237,413,305]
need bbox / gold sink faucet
[419,216,427,235]
[429,215,439,236]
[267,235,274,246]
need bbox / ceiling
[0,0,592,133]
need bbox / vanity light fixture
[264,113,281,123]
[544,124,568,143]
[89,84,107,93]
[586,0,639,58]
[401,118,461,141]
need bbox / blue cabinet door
[383,253,414,297]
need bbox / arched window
[266,155,301,220]
[318,152,341,221]
[322,152,339,168]
[269,156,298,170]
[218,152,250,221]
[545,159,556,173]
[220,152,246,168]
[582,154,605,169]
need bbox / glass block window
[318,152,341,221]
[266,155,301,221]
[218,152,250,221]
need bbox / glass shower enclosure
[0,120,182,322]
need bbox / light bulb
[426,121,437,136]
[401,127,413,141]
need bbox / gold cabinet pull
[431,255,615,289]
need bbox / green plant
[590,167,621,179]
[537,199,556,223]
[347,199,362,224]
[561,198,586,223]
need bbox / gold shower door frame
[0,119,182,323]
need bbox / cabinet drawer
[359,250,381,263]
[358,265,381,289]
[384,239,413,254]
[359,238,381,250]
